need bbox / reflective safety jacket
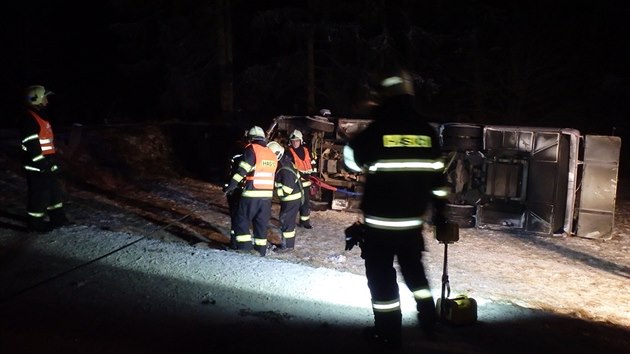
[20,109,56,172]
[227,141,278,198]
[346,96,449,226]
[289,145,315,187]
[274,154,303,202]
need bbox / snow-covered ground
[1,207,628,354]
[1,126,629,353]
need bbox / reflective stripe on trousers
[372,298,401,313]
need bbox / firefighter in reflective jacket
[268,141,302,250]
[224,152,244,248]
[20,85,71,232]
[343,70,450,349]
[223,126,278,256]
[287,129,316,229]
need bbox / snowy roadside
[1,211,629,354]
[2,169,629,328]
[1,129,629,353]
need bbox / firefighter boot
[299,220,312,229]
[27,215,53,233]
[254,244,267,257]
[417,298,438,340]
[272,237,292,253]
[234,237,254,252]
[284,235,295,249]
[49,208,73,229]
[363,311,402,351]
[229,232,239,250]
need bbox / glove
[38,158,57,173]
[223,184,237,196]
[344,222,365,251]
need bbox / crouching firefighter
[20,85,71,232]
[343,69,450,349]
[223,126,278,256]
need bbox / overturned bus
[266,115,621,240]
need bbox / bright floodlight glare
[303,269,443,319]
[16,230,524,327]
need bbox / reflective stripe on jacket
[241,144,277,198]
[275,165,303,202]
[364,215,423,230]
[366,159,445,173]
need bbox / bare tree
[216,0,234,122]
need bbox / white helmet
[247,126,266,140]
[319,109,331,117]
[267,141,285,160]
[289,129,303,144]
[26,85,53,106]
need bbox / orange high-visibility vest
[289,146,312,173]
[27,109,55,155]
[246,144,277,190]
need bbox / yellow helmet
[267,141,285,160]
[247,126,266,140]
[26,85,53,106]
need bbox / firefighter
[224,151,244,249]
[343,69,450,349]
[287,129,316,229]
[20,85,71,232]
[223,126,278,256]
[268,141,302,250]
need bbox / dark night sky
[1,0,629,136]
